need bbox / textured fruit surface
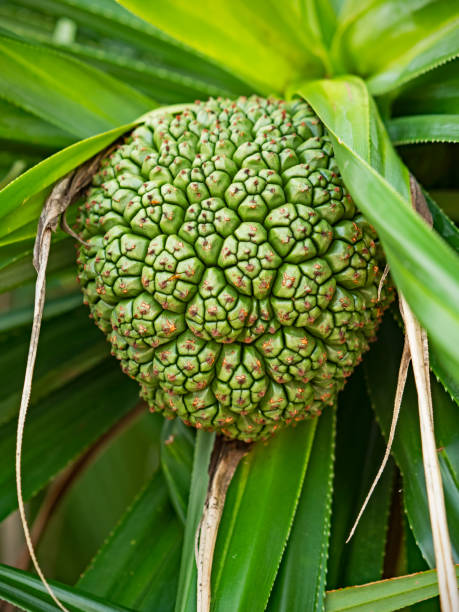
[76,96,393,442]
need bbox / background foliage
[0,1,458,610]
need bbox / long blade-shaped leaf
[391,59,459,116]
[0,33,155,138]
[298,76,459,384]
[78,472,182,611]
[331,1,459,94]
[211,419,318,611]
[365,315,459,567]
[0,121,137,244]
[117,0,325,95]
[0,239,75,294]
[387,114,459,145]
[160,419,194,524]
[4,0,248,99]
[325,565,459,611]
[0,361,138,521]
[0,304,107,425]
[268,407,336,611]
[327,368,394,589]
[0,99,73,150]
[0,563,131,612]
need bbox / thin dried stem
[400,296,459,612]
[16,156,105,612]
[397,175,458,611]
[16,228,68,612]
[378,264,390,302]
[346,334,410,543]
[196,437,250,612]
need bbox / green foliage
[0,0,457,610]
[79,472,183,611]
[366,315,459,567]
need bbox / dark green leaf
[418,190,459,402]
[212,420,318,611]
[328,367,394,589]
[424,190,459,254]
[0,291,82,333]
[175,430,215,612]
[388,115,459,145]
[0,304,107,425]
[391,59,459,117]
[0,239,75,294]
[160,419,194,524]
[36,410,163,584]
[0,32,155,138]
[79,472,182,612]
[0,563,131,612]
[365,315,459,567]
[268,407,336,611]
[0,360,138,521]
[325,565,459,611]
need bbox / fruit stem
[196,436,251,612]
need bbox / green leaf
[4,31,241,105]
[339,427,394,587]
[0,304,107,425]
[298,76,459,385]
[0,99,73,150]
[268,407,336,611]
[0,291,82,333]
[160,419,195,524]
[365,315,459,567]
[430,346,459,408]
[212,419,318,611]
[0,563,131,612]
[424,190,459,255]
[331,1,459,94]
[175,430,215,612]
[327,367,394,589]
[117,0,325,95]
[0,239,75,293]
[37,410,163,584]
[0,360,138,521]
[302,0,338,48]
[0,32,155,138]
[391,59,459,116]
[324,565,459,611]
[78,472,183,612]
[3,0,248,100]
[387,114,459,145]
[0,121,137,244]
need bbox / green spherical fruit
[76,96,393,442]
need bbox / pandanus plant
[0,1,457,611]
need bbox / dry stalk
[399,296,459,612]
[195,436,251,612]
[403,175,458,611]
[16,155,105,612]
